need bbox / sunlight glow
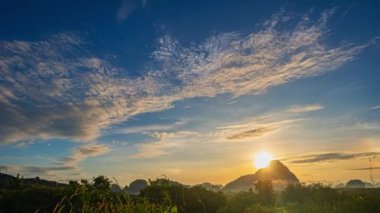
[254,151,273,169]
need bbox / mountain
[23,177,66,187]
[125,179,148,195]
[223,160,300,192]
[111,183,122,193]
[223,174,256,192]
[0,173,17,188]
[346,179,365,188]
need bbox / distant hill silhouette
[0,173,66,188]
[111,183,123,193]
[125,179,148,195]
[196,182,223,191]
[2,161,300,193]
[223,160,299,192]
[0,173,16,188]
[346,179,365,188]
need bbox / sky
[0,0,380,186]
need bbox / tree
[255,180,275,205]
[93,176,111,191]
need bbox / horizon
[1,159,376,188]
[1,0,380,187]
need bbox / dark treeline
[1,175,380,213]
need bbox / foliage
[218,191,261,213]
[141,179,225,213]
[0,176,176,213]
[280,183,380,212]
[1,176,380,212]
[255,180,275,205]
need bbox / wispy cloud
[153,9,370,98]
[285,152,380,164]
[371,105,380,110]
[0,9,376,145]
[1,164,78,179]
[2,143,110,178]
[226,127,277,140]
[58,143,111,166]
[116,0,147,22]
[22,166,75,175]
[0,33,172,144]
[339,122,380,132]
[113,120,186,135]
[348,167,380,171]
[130,129,202,158]
[219,118,301,141]
[131,141,176,159]
[148,131,199,140]
[216,108,304,141]
[287,104,324,113]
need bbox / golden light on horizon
[254,151,273,169]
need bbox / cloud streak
[113,120,186,135]
[285,152,380,164]
[217,109,304,141]
[226,127,277,140]
[349,167,380,171]
[58,143,111,166]
[22,166,75,175]
[287,104,324,113]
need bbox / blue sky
[0,0,380,185]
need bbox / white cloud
[0,33,173,143]
[287,104,324,113]
[370,105,380,110]
[153,10,369,99]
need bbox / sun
[254,151,273,169]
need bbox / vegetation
[1,175,380,212]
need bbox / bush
[141,180,225,213]
[218,191,260,213]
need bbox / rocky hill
[223,160,299,192]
